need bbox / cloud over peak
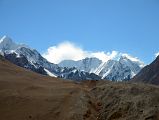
[42,41,139,64]
[43,41,87,64]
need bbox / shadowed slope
[132,55,159,85]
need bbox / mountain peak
[0,36,27,51]
[119,54,145,68]
[0,36,17,51]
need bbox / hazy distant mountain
[59,57,102,73]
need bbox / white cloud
[90,51,118,62]
[155,52,159,57]
[42,41,140,64]
[42,41,87,64]
[121,53,140,62]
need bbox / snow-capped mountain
[59,54,144,81]
[0,36,59,76]
[101,55,144,81]
[15,47,60,75]
[0,36,100,81]
[59,57,102,73]
[0,36,144,81]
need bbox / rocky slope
[132,55,159,85]
[90,81,159,120]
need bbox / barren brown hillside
[0,56,91,120]
[0,56,159,120]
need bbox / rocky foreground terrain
[0,56,159,120]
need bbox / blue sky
[0,0,159,64]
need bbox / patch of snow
[44,68,57,77]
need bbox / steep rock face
[132,55,159,85]
[15,47,60,74]
[4,52,47,75]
